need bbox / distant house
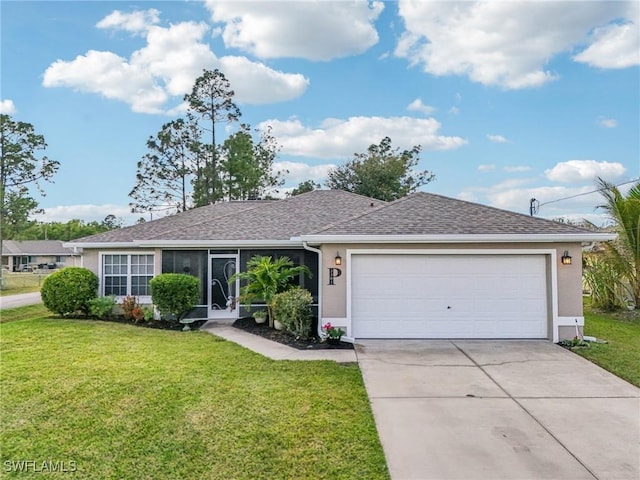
[67,190,614,342]
[1,240,80,272]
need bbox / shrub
[41,267,98,317]
[230,255,311,328]
[120,296,146,323]
[88,296,116,319]
[150,273,200,322]
[583,254,625,310]
[271,287,314,338]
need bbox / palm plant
[230,255,311,328]
[595,177,640,307]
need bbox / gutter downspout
[303,241,323,339]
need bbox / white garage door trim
[346,249,559,341]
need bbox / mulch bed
[87,316,208,331]
[232,317,353,351]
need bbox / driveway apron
[356,340,640,480]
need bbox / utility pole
[529,198,539,216]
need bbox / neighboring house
[1,240,80,272]
[67,190,614,342]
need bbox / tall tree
[129,118,202,214]
[184,69,241,205]
[288,180,321,197]
[0,114,58,284]
[595,177,640,306]
[1,191,40,239]
[325,137,434,201]
[220,124,284,200]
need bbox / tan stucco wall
[319,242,585,338]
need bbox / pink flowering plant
[322,322,345,340]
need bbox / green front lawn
[578,304,640,388]
[1,314,389,479]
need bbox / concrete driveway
[0,292,42,310]
[356,340,640,480]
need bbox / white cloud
[573,3,640,69]
[0,99,17,114]
[259,116,467,159]
[96,9,160,35]
[487,134,510,144]
[478,164,495,172]
[205,0,383,60]
[407,98,435,115]
[458,179,607,222]
[599,117,618,128]
[395,1,633,89]
[33,204,141,225]
[274,161,336,186]
[448,106,460,115]
[43,11,309,113]
[545,160,627,184]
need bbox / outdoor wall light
[334,252,342,266]
[561,250,572,265]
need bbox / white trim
[302,233,615,244]
[557,316,584,326]
[69,240,304,249]
[98,250,156,299]
[346,248,560,341]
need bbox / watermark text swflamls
[4,459,77,473]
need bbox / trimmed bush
[41,267,99,317]
[271,287,314,338]
[88,296,116,320]
[150,273,200,323]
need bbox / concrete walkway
[200,319,357,363]
[0,292,42,310]
[356,340,640,480]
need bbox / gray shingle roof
[2,240,78,256]
[72,191,385,243]
[70,190,597,245]
[312,192,594,235]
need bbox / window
[103,254,154,297]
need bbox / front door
[209,255,239,319]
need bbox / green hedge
[41,267,99,317]
[150,273,200,322]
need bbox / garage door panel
[351,254,548,339]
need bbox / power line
[529,177,639,215]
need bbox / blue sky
[2,0,638,226]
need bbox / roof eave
[68,239,305,249]
[300,233,618,244]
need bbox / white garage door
[351,254,548,339]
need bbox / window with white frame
[103,254,154,296]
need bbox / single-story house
[1,240,80,272]
[67,190,614,342]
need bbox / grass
[0,304,50,323]
[577,302,640,388]
[0,272,49,296]
[0,312,389,479]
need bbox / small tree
[150,273,200,323]
[41,267,98,317]
[594,178,640,307]
[231,256,311,328]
